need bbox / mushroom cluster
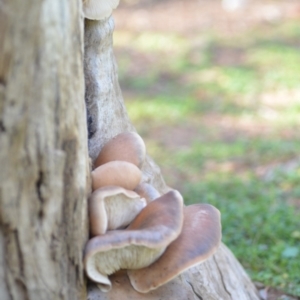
[84,132,222,293]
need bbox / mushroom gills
[85,245,165,292]
[90,244,166,275]
[84,190,184,292]
[105,194,146,231]
[89,186,147,236]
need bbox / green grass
[115,14,300,297]
[125,95,199,125]
[183,174,300,296]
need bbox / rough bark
[84,16,260,300]
[85,18,167,195]
[0,1,89,299]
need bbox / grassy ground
[114,1,300,298]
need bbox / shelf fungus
[127,203,222,293]
[84,190,184,292]
[91,161,142,191]
[95,132,146,169]
[89,186,147,236]
[83,0,120,20]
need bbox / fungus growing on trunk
[89,186,147,236]
[95,132,146,169]
[91,161,142,191]
[127,203,222,293]
[84,191,184,292]
[83,0,120,20]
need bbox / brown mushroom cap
[83,0,120,20]
[89,186,147,236]
[127,203,222,293]
[95,132,146,169]
[84,190,184,292]
[91,161,142,191]
[134,183,161,204]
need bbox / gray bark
[84,16,260,300]
[0,1,89,299]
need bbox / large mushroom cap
[128,203,222,293]
[83,0,120,20]
[95,132,146,169]
[84,190,184,292]
[91,161,142,191]
[89,186,147,236]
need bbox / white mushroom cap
[134,183,161,204]
[91,161,142,191]
[84,190,184,292]
[95,132,146,169]
[83,0,120,20]
[127,203,222,293]
[89,186,147,236]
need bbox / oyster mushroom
[91,161,142,191]
[84,190,184,292]
[95,132,146,169]
[127,203,222,293]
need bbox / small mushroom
[91,161,142,191]
[134,182,161,203]
[89,186,147,236]
[95,132,146,169]
[83,0,120,20]
[127,203,222,293]
[84,190,184,292]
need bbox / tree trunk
[0,1,260,299]
[0,1,89,299]
[84,17,260,300]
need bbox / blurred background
[113,0,300,298]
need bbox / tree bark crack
[35,170,45,221]
[13,231,30,300]
[14,231,25,279]
[186,280,203,300]
[35,171,44,204]
[0,120,6,132]
[213,255,232,298]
